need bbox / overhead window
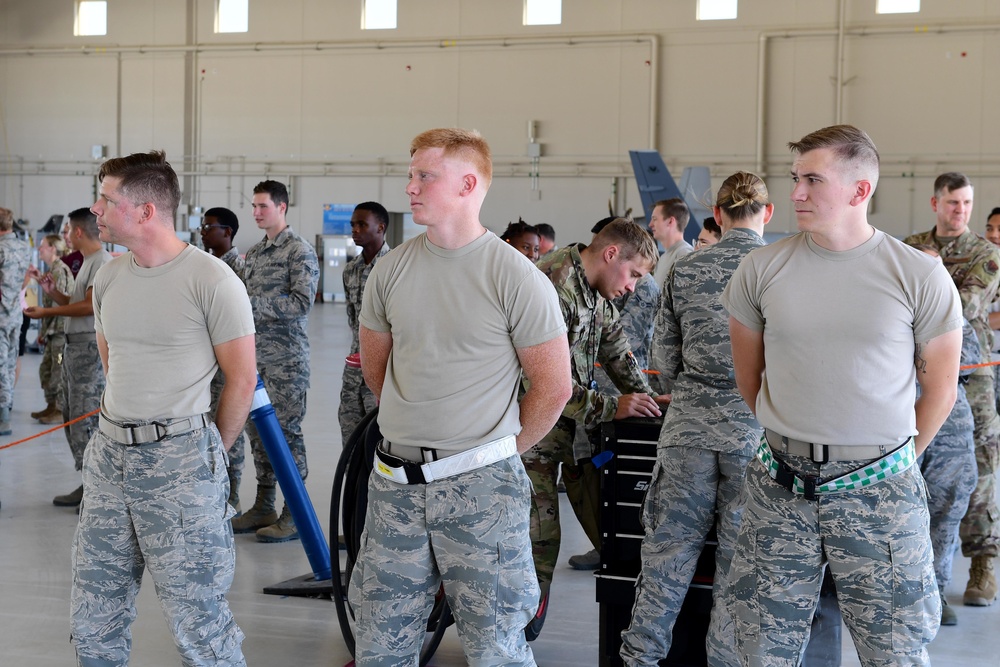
[216,0,249,33]
[696,0,737,21]
[876,0,920,13]
[362,0,397,30]
[524,0,561,26]
[75,1,107,36]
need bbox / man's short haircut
[934,172,973,198]
[590,217,659,269]
[98,150,181,220]
[788,124,880,190]
[703,217,722,239]
[354,201,389,229]
[68,207,100,240]
[590,216,617,235]
[501,218,538,242]
[253,180,289,210]
[204,206,239,239]
[988,207,1000,222]
[716,171,770,222]
[410,128,493,188]
[0,207,12,233]
[653,198,690,229]
[535,223,556,242]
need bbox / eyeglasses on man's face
[200,224,226,233]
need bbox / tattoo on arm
[914,343,927,375]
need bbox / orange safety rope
[621,360,1000,374]
[0,408,100,451]
[5,357,999,451]
[959,360,1000,371]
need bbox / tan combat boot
[963,555,997,606]
[256,503,299,543]
[39,409,65,425]
[231,485,277,533]
[31,403,55,420]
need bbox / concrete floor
[1,302,998,666]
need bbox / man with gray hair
[724,125,962,665]
[905,173,1000,610]
[71,150,256,666]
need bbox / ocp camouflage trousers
[522,415,601,593]
[349,455,538,667]
[730,455,938,667]
[39,332,65,408]
[961,373,1000,557]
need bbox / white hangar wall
[1,0,1000,243]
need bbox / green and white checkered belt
[757,435,916,501]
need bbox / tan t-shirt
[722,230,961,446]
[65,249,112,335]
[94,245,255,421]
[360,231,565,452]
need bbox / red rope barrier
[0,408,100,451]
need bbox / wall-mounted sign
[323,204,356,235]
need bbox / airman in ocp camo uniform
[905,171,1000,608]
[524,220,667,600]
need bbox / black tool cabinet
[594,417,840,667]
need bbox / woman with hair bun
[621,171,773,666]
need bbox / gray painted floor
[1,302,997,666]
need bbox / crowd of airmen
[332,126,997,666]
[0,122,995,666]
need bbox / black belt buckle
[152,420,170,442]
[811,443,829,464]
[802,475,819,501]
[376,446,427,484]
[773,459,796,493]
[773,457,820,501]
